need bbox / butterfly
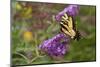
[60,13,81,41]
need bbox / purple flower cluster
[55,5,79,21]
[39,34,69,57]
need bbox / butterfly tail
[74,31,81,41]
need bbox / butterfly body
[60,13,81,41]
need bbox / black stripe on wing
[60,21,68,31]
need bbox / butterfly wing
[60,21,72,37]
[60,13,76,38]
[68,16,73,29]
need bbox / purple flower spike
[55,5,79,21]
[39,34,69,57]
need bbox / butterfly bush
[39,5,79,57]
[39,34,69,57]
[55,5,79,21]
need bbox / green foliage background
[11,1,96,65]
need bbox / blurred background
[11,1,96,65]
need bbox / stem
[35,44,39,56]
[30,57,38,63]
[34,34,40,56]
[15,52,30,64]
[30,55,46,63]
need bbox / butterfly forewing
[60,13,80,40]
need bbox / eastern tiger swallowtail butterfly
[60,13,81,41]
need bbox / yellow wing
[61,13,73,29]
[61,27,72,37]
[68,16,73,29]
[60,13,76,38]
